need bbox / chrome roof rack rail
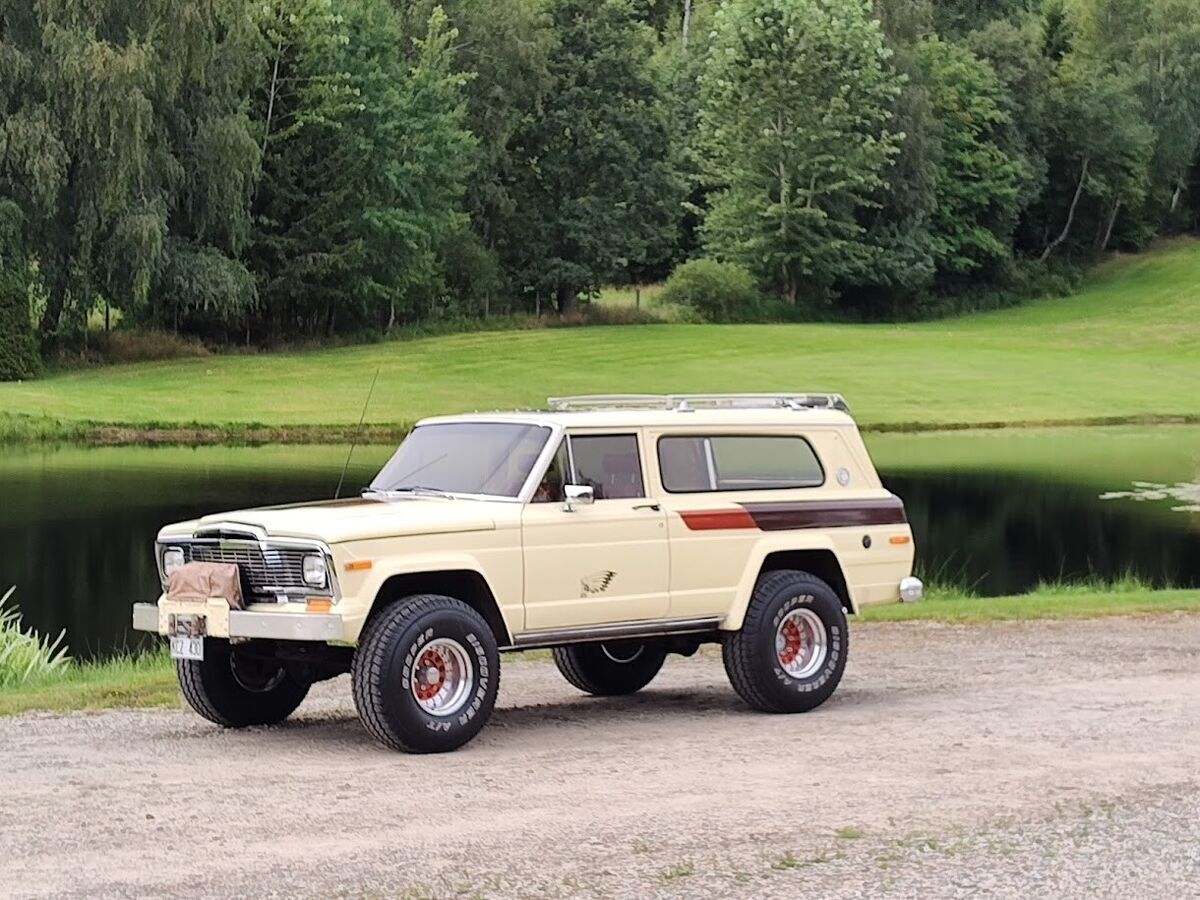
[546,393,850,413]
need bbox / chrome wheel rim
[601,642,644,664]
[774,608,828,679]
[411,638,473,717]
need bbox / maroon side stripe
[678,498,906,532]
[742,498,906,530]
[678,509,758,531]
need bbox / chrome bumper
[132,602,343,642]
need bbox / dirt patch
[1,616,1197,898]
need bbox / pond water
[1,427,1197,659]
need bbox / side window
[570,435,645,500]
[532,440,569,503]
[658,435,824,492]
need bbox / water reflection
[885,472,1200,596]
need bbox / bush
[906,258,1084,320]
[0,587,70,688]
[48,328,210,368]
[0,273,39,381]
[658,259,765,323]
[555,304,668,327]
[92,329,210,364]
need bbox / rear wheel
[553,640,667,696]
[352,594,500,753]
[177,641,310,728]
[722,569,848,713]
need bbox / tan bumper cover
[132,602,343,642]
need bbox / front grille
[181,543,314,597]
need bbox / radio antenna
[335,366,381,499]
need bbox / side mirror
[563,484,594,512]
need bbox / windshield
[369,422,551,498]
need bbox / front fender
[332,547,517,643]
[721,534,852,632]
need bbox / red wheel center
[414,649,447,700]
[778,620,804,666]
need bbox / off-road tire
[553,640,667,696]
[351,594,500,753]
[177,641,310,728]
[722,569,848,713]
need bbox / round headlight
[302,554,327,588]
[162,547,185,578]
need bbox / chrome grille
[181,543,313,596]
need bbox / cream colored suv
[133,394,921,753]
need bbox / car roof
[415,407,858,430]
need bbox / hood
[195,496,499,544]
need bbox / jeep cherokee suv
[133,393,922,752]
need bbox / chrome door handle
[632,503,661,511]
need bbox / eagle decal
[580,570,616,597]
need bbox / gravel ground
[1,615,1198,899]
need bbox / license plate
[168,613,207,661]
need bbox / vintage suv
[133,393,922,753]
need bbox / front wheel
[722,569,848,713]
[177,641,310,728]
[553,640,666,696]
[351,594,500,753]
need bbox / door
[521,433,669,631]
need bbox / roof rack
[546,393,850,413]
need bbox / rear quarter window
[658,435,824,493]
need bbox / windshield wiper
[363,486,455,500]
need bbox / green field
[2,239,1198,439]
[858,582,1200,623]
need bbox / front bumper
[132,602,343,642]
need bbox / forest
[1,0,1198,376]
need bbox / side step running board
[508,616,722,650]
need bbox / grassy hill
[2,239,1198,440]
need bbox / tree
[249,1,473,335]
[247,0,359,336]
[930,0,1037,38]
[150,0,262,337]
[1075,0,1200,231]
[915,38,1026,277]
[1036,56,1154,259]
[966,18,1052,218]
[347,4,473,328]
[504,0,680,313]
[849,0,939,315]
[0,201,37,380]
[699,0,901,305]
[0,1,157,341]
[647,1,715,271]
[403,0,555,311]
[0,0,262,343]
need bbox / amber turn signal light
[889,535,911,545]
[344,560,373,572]
[306,598,333,613]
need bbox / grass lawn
[3,584,1197,716]
[0,650,180,717]
[1,239,1198,439]
[859,582,1200,623]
